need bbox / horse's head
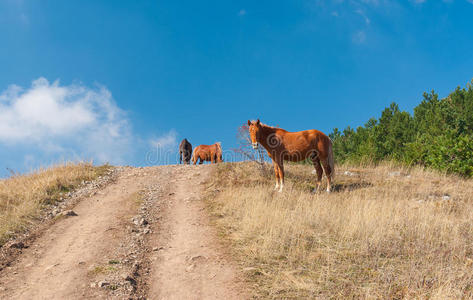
[247,119,261,149]
[216,142,223,162]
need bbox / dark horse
[179,138,193,165]
[248,119,334,193]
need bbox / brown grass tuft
[205,162,473,299]
[0,163,110,246]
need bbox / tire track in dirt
[0,167,154,299]
[0,164,247,299]
[148,165,247,300]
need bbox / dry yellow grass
[0,163,110,246]
[205,162,473,299]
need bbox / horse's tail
[327,138,335,180]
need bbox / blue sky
[1,0,473,175]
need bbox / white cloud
[146,130,179,165]
[352,30,367,43]
[150,130,178,150]
[355,9,371,25]
[0,77,133,164]
[238,9,247,16]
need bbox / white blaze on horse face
[249,123,259,149]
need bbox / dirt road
[0,165,247,299]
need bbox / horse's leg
[273,162,280,190]
[277,162,285,193]
[312,156,323,193]
[321,158,332,193]
[199,156,204,164]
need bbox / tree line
[329,80,473,177]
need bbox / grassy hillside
[0,163,110,246]
[205,162,473,299]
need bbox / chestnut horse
[247,119,334,193]
[192,142,223,164]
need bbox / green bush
[424,133,473,177]
[330,80,473,177]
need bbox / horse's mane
[250,120,279,129]
[251,121,287,132]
